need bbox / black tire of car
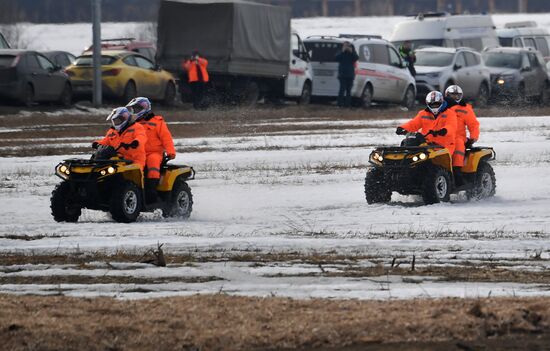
[360,84,372,109]
[476,82,489,108]
[50,182,81,222]
[123,81,137,103]
[401,85,415,110]
[297,81,311,105]
[162,178,193,219]
[59,83,72,107]
[466,161,496,201]
[421,166,451,204]
[364,168,391,204]
[515,83,526,105]
[109,181,142,223]
[240,81,260,107]
[22,83,34,107]
[162,81,176,106]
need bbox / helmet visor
[428,101,442,110]
[127,104,144,115]
[111,115,126,126]
[449,92,462,101]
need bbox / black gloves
[428,128,447,136]
[91,141,99,149]
[465,138,475,148]
[396,127,407,135]
[119,140,139,150]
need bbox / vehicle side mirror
[521,65,531,72]
[152,64,161,71]
[292,49,300,58]
[300,51,310,61]
[454,64,462,71]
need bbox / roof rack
[411,12,449,20]
[100,38,136,42]
[305,35,342,40]
[504,21,537,29]
[339,34,382,40]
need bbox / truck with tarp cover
[156,0,312,104]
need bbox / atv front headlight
[412,152,427,163]
[372,152,383,162]
[99,166,116,176]
[419,153,427,160]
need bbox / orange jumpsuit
[96,122,147,169]
[136,114,176,179]
[449,103,480,167]
[400,107,457,156]
[183,58,209,83]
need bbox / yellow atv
[365,130,496,205]
[51,145,195,223]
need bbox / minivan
[303,35,416,109]
[496,21,550,61]
[390,12,499,52]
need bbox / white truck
[156,0,312,105]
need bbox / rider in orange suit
[397,91,457,157]
[444,85,480,168]
[94,107,147,169]
[126,97,176,202]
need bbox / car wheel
[401,85,415,110]
[239,81,260,107]
[297,81,311,105]
[59,83,72,107]
[360,85,372,109]
[538,83,549,106]
[476,82,489,107]
[21,83,34,107]
[162,81,176,106]
[421,166,451,204]
[122,81,137,103]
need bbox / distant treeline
[2,0,550,23]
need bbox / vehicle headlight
[107,166,115,174]
[59,165,68,173]
[426,72,441,78]
[372,152,383,162]
[100,170,107,176]
[419,153,427,160]
[497,75,515,84]
[412,156,419,162]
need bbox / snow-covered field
[8,13,550,55]
[1,114,550,299]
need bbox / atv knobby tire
[110,181,142,223]
[51,182,81,222]
[467,161,496,201]
[364,168,391,204]
[162,178,193,219]
[422,166,451,204]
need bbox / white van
[390,13,499,52]
[285,30,313,103]
[303,35,416,109]
[496,21,550,61]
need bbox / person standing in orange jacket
[396,91,457,157]
[93,107,147,169]
[126,97,176,203]
[444,85,480,172]
[183,50,209,109]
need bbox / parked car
[85,38,156,62]
[65,50,176,104]
[303,35,416,109]
[0,49,72,106]
[413,46,491,106]
[496,21,550,62]
[41,50,76,68]
[482,47,549,103]
[0,32,10,49]
[390,12,499,52]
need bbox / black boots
[453,167,463,187]
[145,178,160,203]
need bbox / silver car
[414,47,491,106]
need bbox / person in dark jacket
[335,41,359,108]
[399,41,416,77]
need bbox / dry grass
[1,294,549,350]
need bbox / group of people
[397,85,480,177]
[93,97,176,203]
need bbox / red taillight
[103,68,121,76]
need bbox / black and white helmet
[445,85,463,103]
[425,91,445,115]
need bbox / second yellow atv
[51,145,195,223]
[365,131,496,205]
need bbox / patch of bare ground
[1,294,549,350]
[1,252,549,285]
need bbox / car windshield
[75,55,117,66]
[415,51,454,67]
[0,55,15,67]
[304,41,342,62]
[483,53,521,68]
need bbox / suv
[483,47,550,103]
[414,47,491,106]
[85,38,156,62]
[303,35,416,109]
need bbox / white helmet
[106,107,131,132]
[445,85,463,103]
[425,91,445,115]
